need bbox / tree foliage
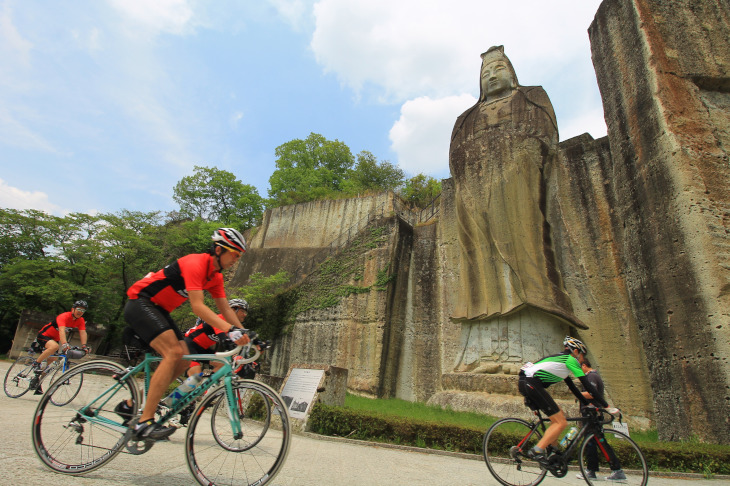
[268,133,356,206]
[399,174,442,209]
[173,165,264,230]
[341,151,405,196]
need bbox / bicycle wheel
[210,379,272,451]
[483,418,548,486]
[32,360,140,474]
[186,380,291,486]
[4,356,36,398]
[49,361,84,406]
[578,428,648,486]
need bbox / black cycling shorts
[518,374,561,417]
[35,334,53,348]
[124,297,184,346]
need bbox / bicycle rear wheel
[483,418,548,486]
[49,362,84,406]
[578,428,648,486]
[3,356,35,398]
[32,360,140,474]
[186,380,291,486]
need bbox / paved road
[1,360,727,485]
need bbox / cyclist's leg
[519,376,565,453]
[34,336,58,366]
[139,331,188,422]
[124,298,188,439]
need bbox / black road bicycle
[483,404,648,486]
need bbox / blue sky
[0,0,605,216]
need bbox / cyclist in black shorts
[518,337,607,463]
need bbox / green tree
[173,165,264,230]
[399,174,442,208]
[268,133,355,207]
[342,151,405,195]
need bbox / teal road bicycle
[31,339,291,486]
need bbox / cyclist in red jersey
[30,300,91,393]
[121,228,250,440]
[184,298,250,377]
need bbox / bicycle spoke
[186,381,290,486]
[32,360,139,474]
[4,356,36,398]
[483,418,548,486]
[578,428,648,486]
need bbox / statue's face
[480,60,514,98]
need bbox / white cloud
[268,0,310,30]
[108,0,194,35]
[0,2,33,65]
[311,0,602,101]
[390,94,475,177]
[311,0,606,176]
[0,178,64,214]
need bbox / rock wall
[589,0,730,442]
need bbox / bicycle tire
[210,379,272,451]
[4,356,36,398]
[32,360,140,474]
[49,361,84,406]
[578,428,648,486]
[483,417,548,486]
[186,380,291,486]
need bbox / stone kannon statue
[449,46,586,372]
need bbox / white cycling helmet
[229,298,249,311]
[212,228,247,253]
[563,336,588,355]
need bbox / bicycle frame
[76,346,258,437]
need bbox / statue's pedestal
[428,373,581,420]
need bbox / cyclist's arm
[189,290,231,332]
[575,375,608,407]
[79,329,88,346]
[58,325,68,346]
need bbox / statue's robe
[449,86,585,329]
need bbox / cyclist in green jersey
[518,336,607,463]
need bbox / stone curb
[299,430,730,481]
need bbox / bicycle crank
[547,454,568,478]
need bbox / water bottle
[162,373,203,407]
[559,427,578,448]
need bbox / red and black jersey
[127,253,225,312]
[184,314,228,350]
[38,311,86,341]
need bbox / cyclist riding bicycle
[184,298,254,378]
[31,300,91,394]
[120,228,251,440]
[518,336,607,464]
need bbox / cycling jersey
[522,352,585,387]
[127,253,226,312]
[38,311,86,342]
[184,315,228,351]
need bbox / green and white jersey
[522,352,584,387]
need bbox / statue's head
[479,46,518,102]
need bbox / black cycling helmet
[73,300,88,309]
[563,336,587,355]
[212,228,247,254]
[228,298,249,311]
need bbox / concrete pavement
[1,360,727,485]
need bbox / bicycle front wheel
[186,380,291,486]
[210,380,272,451]
[4,356,36,398]
[578,428,648,486]
[32,360,140,474]
[483,418,548,486]
[49,361,84,406]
